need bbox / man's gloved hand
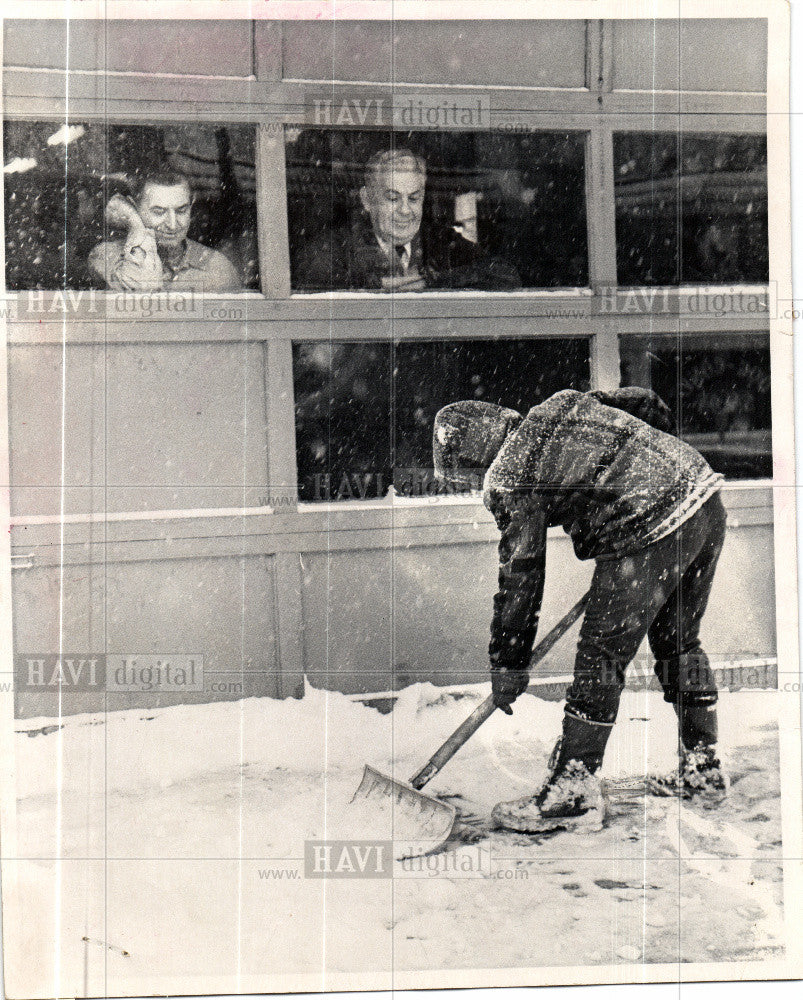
[491,667,530,715]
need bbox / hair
[363,148,426,188]
[128,167,192,204]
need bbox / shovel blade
[349,764,457,857]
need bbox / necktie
[395,244,409,274]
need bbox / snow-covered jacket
[485,388,723,671]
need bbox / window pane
[4,121,258,291]
[286,129,588,292]
[614,133,768,286]
[293,338,591,502]
[281,21,587,88]
[620,333,771,479]
[611,20,767,93]
[4,19,254,77]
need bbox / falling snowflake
[46,124,86,147]
[4,156,37,174]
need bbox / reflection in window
[614,133,768,286]
[4,121,258,291]
[286,129,588,292]
[620,334,771,479]
[293,338,590,501]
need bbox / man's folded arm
[88,231,164,291]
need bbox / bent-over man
[433,387,727,833]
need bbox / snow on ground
[7,684,786,996]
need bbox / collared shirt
[374,235,412,274]
[88,231,241,292]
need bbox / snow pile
[16,682,388,797]
[16,680,776,800]
[9,682,786,995]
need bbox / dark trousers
[566,493,727,725]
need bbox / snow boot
[491,712,612,833]
[647,702,729,802]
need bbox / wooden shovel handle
[408,591,591,791]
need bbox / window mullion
[585,126,617,291]
[256,122,291,298]
[586,124,620,390]
[264,338,299,506]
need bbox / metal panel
[7,341,269,516]
[3,19,255,78]
[611,19,767,94]
[281,20,588,89]
[12,553,280,718]
[297,517,775,696]
[301,547,394,694]
[103,342,268,513]
[7,344,106,518]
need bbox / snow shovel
[351,590,591,854]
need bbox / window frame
[2,18,774,521]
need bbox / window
[619,333,771,479]
[3,121,259,291]
[3,27,774,499]
[286,128,588,292]
[293,338,591,501]
[614,132,768,286]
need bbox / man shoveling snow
[433,387,728,834]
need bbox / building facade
[3,16,777,717]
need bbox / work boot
[492,712,612,833]
[647,702,729,802]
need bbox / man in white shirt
[88,169,241,293]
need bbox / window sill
[290,287,593,299]
[7,480,774,526]
[8,482,774,559]
[4,285,771,329]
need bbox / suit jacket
[294,218,520,291]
